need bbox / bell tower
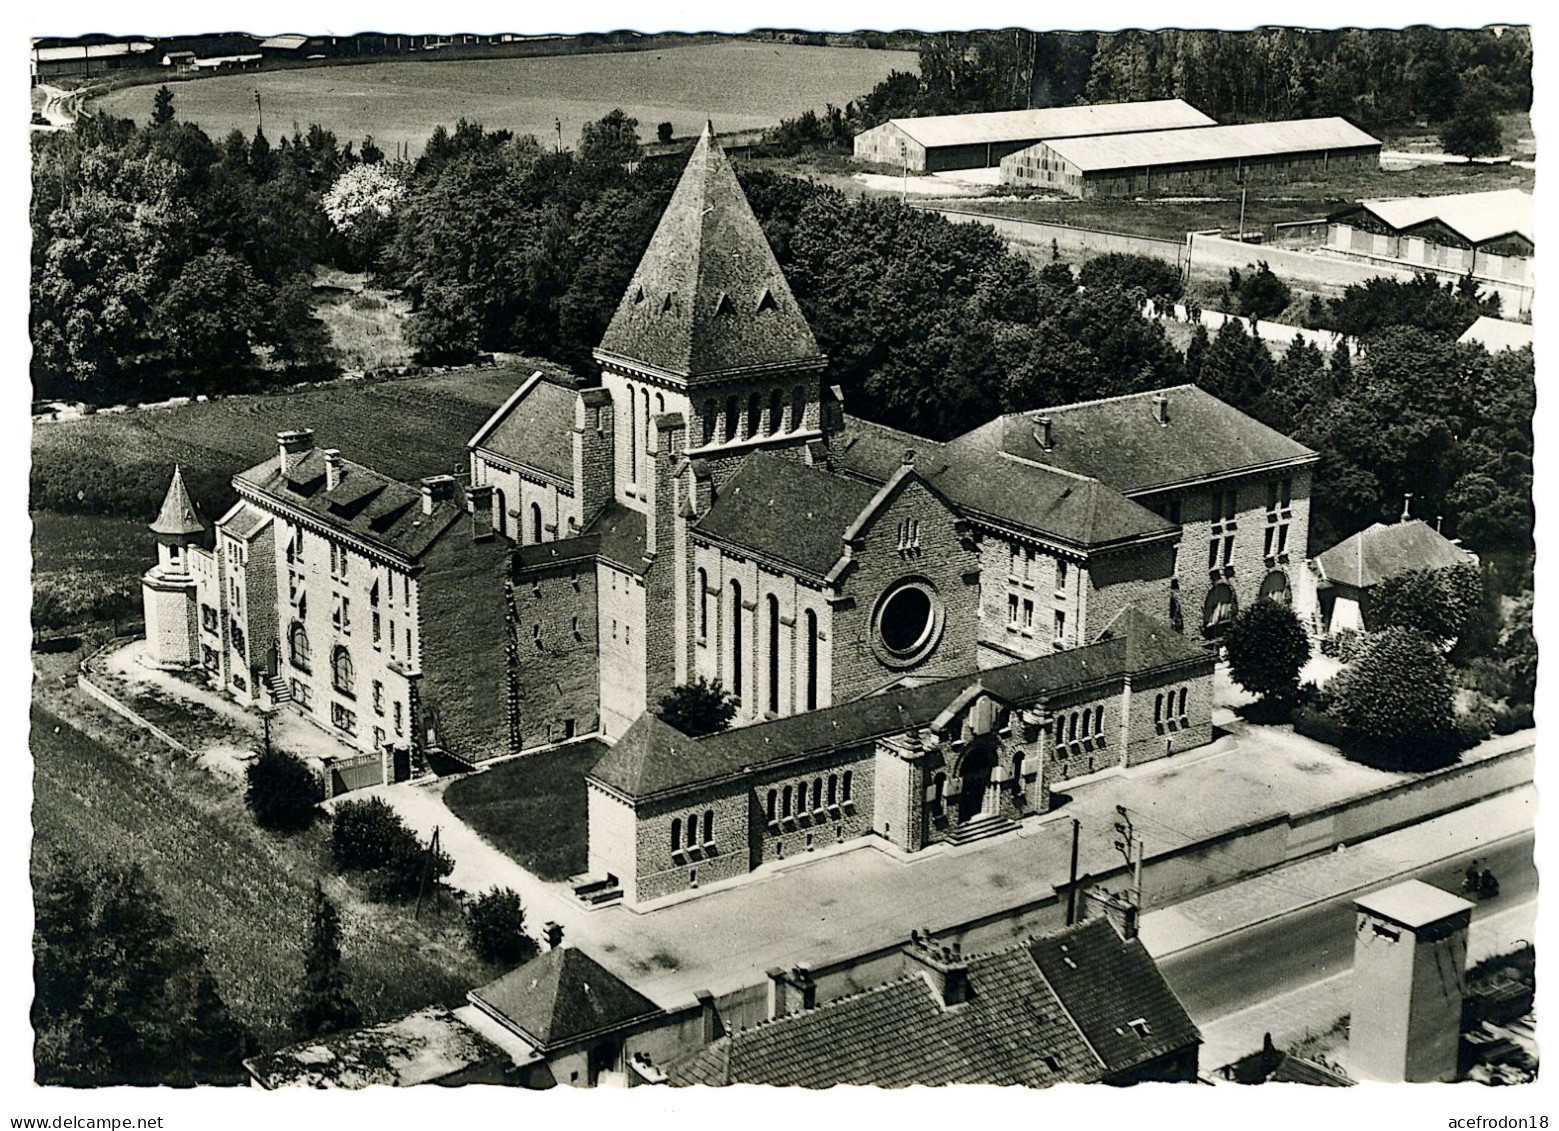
[141,465,208,669]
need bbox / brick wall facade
[752,753,875,865]
[512,556,602,749]
[598,563,648,739]
[631,785,752,904]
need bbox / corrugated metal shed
[885,100,1214,149]
[1038,117,1380,172]
[1357,189,1533,245]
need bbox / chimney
[322,448,343,490]
[694,989,721,1044]
[1151,393,1169,425]
[766,967,792,1020]
[1034,416,1053,451]
[418,475,457,516]
[1401,493,1414,523]
[466,483,495,542]
[277,429,315,476]
[792,964,817,1011]
[902,933,972,1008]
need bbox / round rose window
[873,579,944,666]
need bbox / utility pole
[1114,804,1144,936]
[254,89,262,135]
[1238,185,1248,241]
[1066,818,1081,926]
[555,116,563,154]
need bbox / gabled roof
[595,123,822,381]
[467,370,578,482]
[589,610,1207,800]
[585,501,648,574]
[218,500,272,541]
[832,416,1175,550]
[1350,189,1533,246]
[1458,316,1534,353]
[1036,117,1380,173]
[693,450,881,579]
[878,100,1215,150]
[150,465,208,537]
[951,385,1316,495]
[665,917,1198,1087]
[1312,519,1474,591]
[234,447,464,562]
[468,946,662,1051]
[243,1006,505,1089]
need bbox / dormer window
[1129,1018,1152,1039]
[756,288,777,313]
[660,292,675,314]
[632,285,645,304]
[713,292,733,317]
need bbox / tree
[1440,103,1503,160]
[1329,627,1458,766]
[1499,592,1536,707]
[657,676,737,736]
[1194,316,1274,412]
[1369,562,1483,647]
[576,108,642,178]
[322,163,407,235]
[153,249,265,372]
[151,85,175,127]
[244,745,323,832]
[465,887,540,966]
[330,798,453,902]
[33,859,253,1085]
[1077,252,1182,303]
[293,882,361,1038]
[1231,261,1292,320]
[1223,598,1312,706]
[656,121,674,144]
[360,134,385,164]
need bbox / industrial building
[852,100,1215,172]
[1325,189,1533,289]
[1000,117,1381,197]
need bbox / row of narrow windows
[700,385,809,446]
[487,488,546,545]
[670,810,715,852]
[766,771,853,822]
[626,383,667,486]
[1155,687,1191,724]
[702,574,821,715]
[1056,705,1106,751]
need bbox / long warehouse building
[853,99,1216,172]
[1001,117,1381,197]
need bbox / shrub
[1329,628,1458,768]
[1224,599,1311,704]
[657,677,737,737]
[465,887,540,967]
[1231,261,1292,320]
[244,747,322,832]
[1370,562,1482,648]
[1292,705,1351,747]
[330,797,408,872]
[1078,253,1183,303]
[1321,629,1365,662]
[1452,702,1496,750]
[1491,703,1535,735]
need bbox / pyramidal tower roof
[595,122,823,381]
[150,465,208,537]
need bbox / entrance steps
[263,674,293,705]
[946,813,1018,846]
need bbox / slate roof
[244,1006,505,1089]
[220,501,272,540]
[693,451,880,578]
[589,610,1208,800]
[949,385,1317,495]
[468,946,662,1051]
[1265,1054,1355,1086]
[665,917,1199,1087]
[596,123,823,380]
[234,447,464,562]
[833,415,1175,549]
[586,501,648,574]
[467,371,577,481]
[880,99,1215,150]
[1312,519,1474,591]
[1036,117,1380,173]
[1352,189,1533,246]
[150,465,208,536]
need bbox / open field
[443,741,609,882]
[92,41,915,155]
[30,693,491,1051]
[313,276,413,372]
[31,366,528,523]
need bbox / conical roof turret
[595,122,823,381]
[150,465,207,537]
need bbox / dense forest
[765,26,1532,152]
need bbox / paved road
[1159,830,1535,1022]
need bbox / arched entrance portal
[955,734,1000,824]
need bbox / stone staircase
[945,813,1018,847]
[571,874,623,907]
[262,673,293,705]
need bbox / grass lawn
[443,740,609,882]
[312,275,414,373]
[30,365,533,523]
[92,41,915,158]
[30,688,495,1053]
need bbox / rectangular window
[389,619,397,657]
[1056,559,1068,590]
[1208,537,1220,571]
[405,627,412,657]
[370,579,380,607]
[292,679,312,709]
[373,727,385,750]
[1054,610,1066,641]
[1223,535,1235,567]
[331,702,356,734]
[393,701,403,736]
[1023,599,1035,630]
[1264,526,1275,557]
[372,612,381,648]
[1008,594,1020,627]
[1010,545,1021,579]
[201,605,218,633]
[373,680,384,715]
[1277,524,1289,554]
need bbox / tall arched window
[828,774,838,805]
[746,392,761,439]
[766,594,781,715]
[629,386,638,481]
[530,502,543,544]
[730,580,744,701]
[1068,713,1078,742]
[332,646,354,696]
[932,772,946,814]
[697,569,709,638]
[1155,694,1164,723]
[768,388,783,435]
[1179,687,1188,718]
[1094,705,1104,735]
[703,810,714,845]
[803,609,819,711]
[767,789,778,822]
[1013,751,1026,793]
[493,488,508,538]
[812,778,823,811]
[791,385,807,431]
[782,784,793,818]
[842,770,853,803]
[289,621,311,670]
[642,388,652,483]
[670,817,682,852]
[724,396,738,441]
[1080,709,1091,739]
[702,399,717,445]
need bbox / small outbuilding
[1309,517,1475,635]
